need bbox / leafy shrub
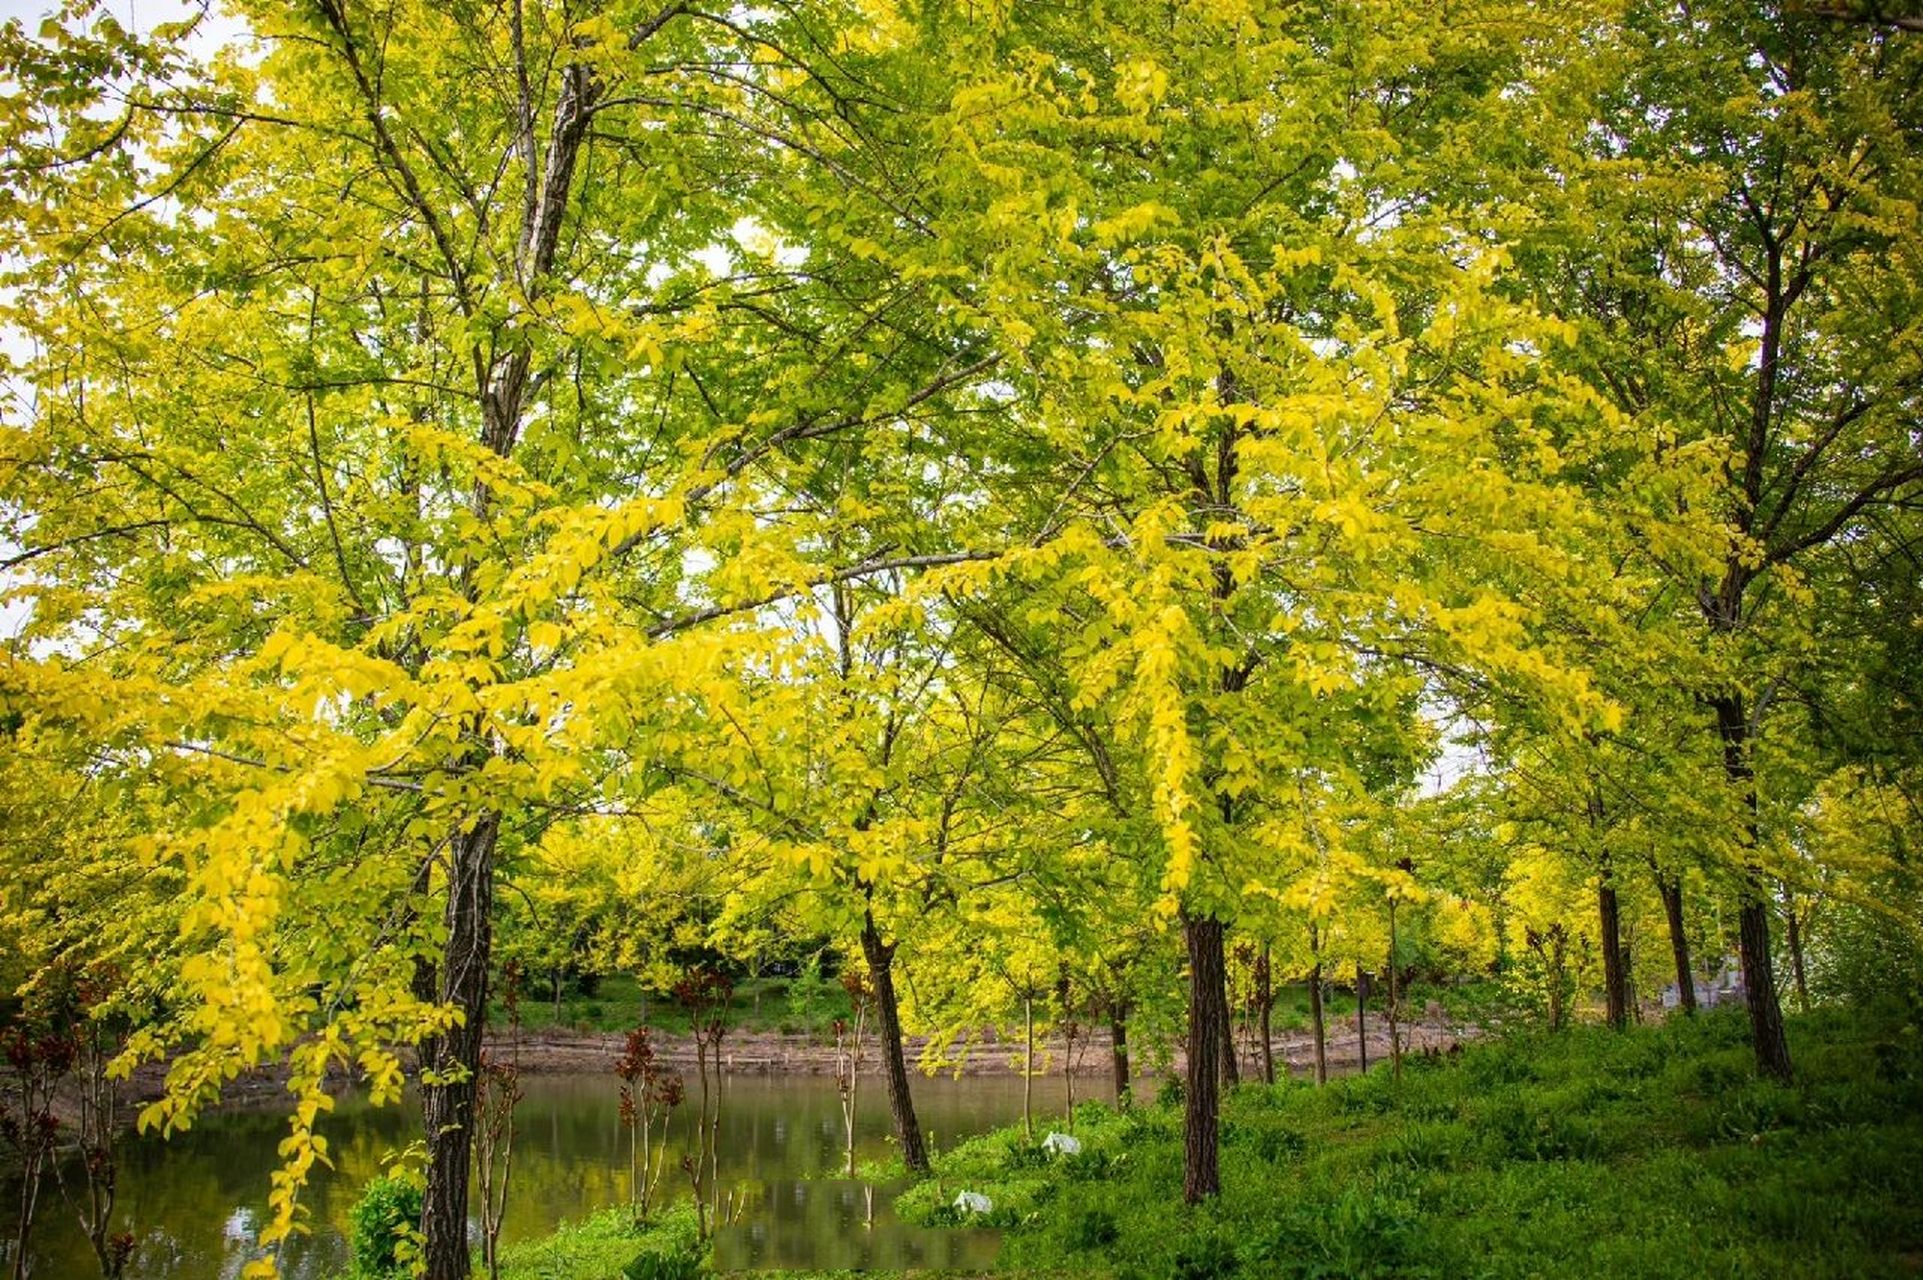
[1002,1142,1049,1172]
[1482,1098,1601,1161]
[1315,1181,1422,1277]
[348,1174,422,1280]
[1247,1124,1307,1163]
[622,1240,702,1280]
[1713,1082,1805,1141]
[1168,1228,1238,1279]
[1060,1147,1115,1181]
[1064,1207,1119,1250]
[1373,1120,1468,1172]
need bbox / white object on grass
[954,1190,993,1215]
[1041,1131,1083,1156]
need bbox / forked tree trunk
[420,812,500,1280]
[860,906,928,1172]
[1182,912,1225,1203]
[1659,873,1697,1014]
[1714,694,1793,1081]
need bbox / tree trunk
[860,907,928,1173]
[1784,893,1811,1013]
[1660,873,1697,1013]
[1308,923,1327,1085]
[1309,963,1327,1085]
[1355,965,1369,1074]
[1386,905,1402,1082]
[1599,862,1628,1031]
[1714,694,1794,1081]
[1110,1007,1131,1105]
[1547,929,1568,1031]
[1182,912,1224,1203]
[1258,943,1275,1085]
[420,812,500,1280]
[1738,890,1792,1077]
[1022,991,1034,1142]
[1216,939,1239,1089]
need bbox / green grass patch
[485,1204,701,1280]
[890,1005,1923,1278]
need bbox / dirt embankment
[487,1020,1471,1079]
[111,1020,1472,1116]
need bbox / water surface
[4,1069,1083,1276]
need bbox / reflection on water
[712,1179,1000,1272]
[4,1069,1080,1276]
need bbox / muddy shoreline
[117,1021,1470,1115]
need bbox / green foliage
[346,1175,422,1280]
[486,1205,699,1280]
[899,1009,1923,1278]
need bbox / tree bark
[1110,1006,1131,1104]
[1022,991,1034,1142]
[1309,963,1327,1085]
[1599,862,1628,1031]
[420,812,500,1280]
[1659,873,1697,1013]
[1182,912,1224,1203]
[1784,892,1811,1013]
[1257,943,1275,1085]
[1714,694,1794,1081]
[1355,965,1369,1074]
[1386,905,1402,1082]
[1216,940,1239,1089]
[860,907,928,1172]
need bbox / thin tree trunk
[1309,964,1327,1085]
[1714,694,1793,1081]
[1356,965,1369,1074]
[860,906,928,1173]
[1110,1007,1131,1105]
[1599,861,1628,1031]
[1784,893,1811,1013]
[1064,1019,1076,1129]
[1216,946,1239,1089]
[1183,913,1225,1202]
[1258,943,1275,1085]
[1660,873,1697,1013]
[1547,929,1567,1031]
[1022,991,1034,1142]
[1387,905,1402,1082]
[1308,922,1327,1085]
[420,812,500,1280]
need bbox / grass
[874,1002,1923,1278]
[484,1204,701,1280]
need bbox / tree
[0,1,1002,1270]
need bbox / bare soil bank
[111,1021,1471,1118]
[484,1021,1468,1079]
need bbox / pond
[4,1069,1094,1276]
